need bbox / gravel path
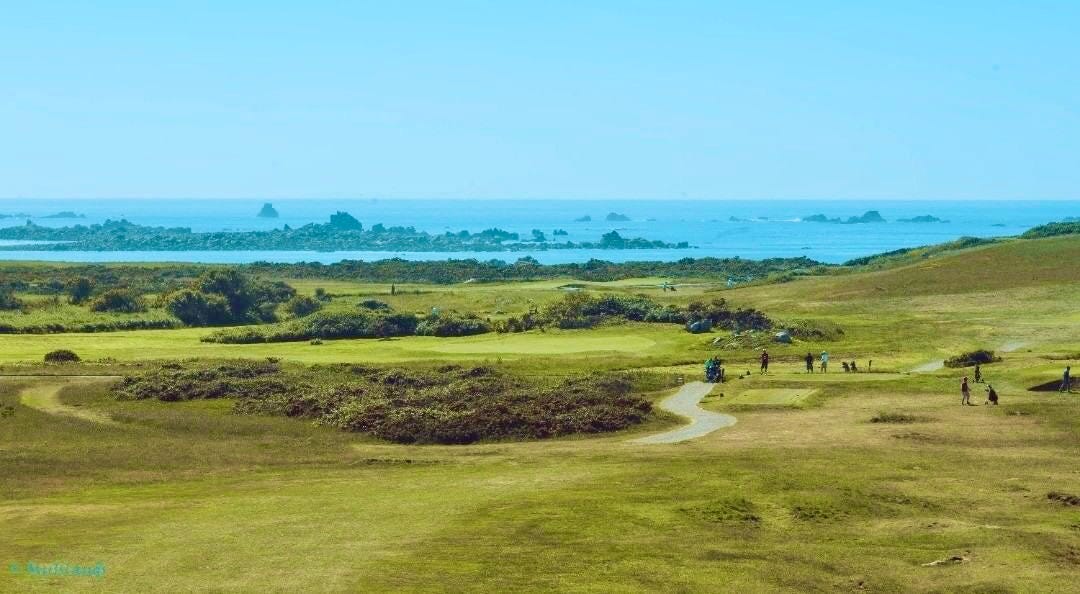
[630,381,736,444]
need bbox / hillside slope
[742,235,1080,303]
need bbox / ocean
[0,199,1075,265]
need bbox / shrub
[114,362,651,444]
[166,289,233,326]
[416,311,492,337]
[782,319,845,341]
[284,295,323,317]
[358,299,390,310]
[89,289,146,313]
[944,350,1001,368]
[314,287,331,302]
[164,271,295,326]
[203,310,419,343]
[0,288,22,310]
[1022,221,1080,239]
[66,277,94,304]
[44,349,80,364]
[870,412,924,424]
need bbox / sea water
[0,199,1075,265]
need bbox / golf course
[2,235,1079,592]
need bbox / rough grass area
[113,360,653,444]
[870,411,927,424]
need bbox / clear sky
[2,1,1078,200]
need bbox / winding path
[4,376,119,426]
[630,381,736,444]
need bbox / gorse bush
[0,288,22,311]
[1021,221,1080,239]
[89,289,146,313]
[66,277,94,304]
[203,310,419,343]
[531,293,771,332]
[115,359,286,402]
[165,270,295,326]
[283,294,323,317]
[43,349,80,363]
[415,311,491,337]
[945,349,1001,368]
[114,361,652,444]
[781,319,845,341]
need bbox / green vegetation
[944,349,1001,368]
[804,210,886,224]
[1021,220,1080,238]
[165,270,295,326]
[113,360,651,444]
[66,276,94,304]
[89,288,146,313]
[0,287,21,310]
[282,294,323,317]
[415,310,491,337]
[0,213,686,252]
[203,310,420,343]
[869,411,926,424]
[42,349,80,363]
[0,235,1078,592]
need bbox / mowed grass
[1,236,1079,592]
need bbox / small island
[552,229,568,236]
[0,212,690,253]
[257,203,280,218]
[803,210,886,224]
[42,211,86,219]
[0,212,31,219]
[574,215,592,222]
[897,215,948,223]
[605,212,631,222]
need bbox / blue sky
[2,1,1078,200]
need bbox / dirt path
[6,377,119,426]
[630,381,736,444]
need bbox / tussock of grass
[870,412,927,424]
[683,497,761,525]
[1048,492,1080,506]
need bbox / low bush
[202,310,419,343]
[416,311,491,337]
[358,299,390,310]
[43,349,80,364]
[944,349,1001,368]
[165,270,295,326]
[0,318,178,334]
[1022,221,1080,239]
[492,294,774,334]
[89,289,146,313]
[782,319,845,341]
[0,288,22,310]
[870,412,925,424]
[114,360,288,402]
[113,362,652,444]
[283,294,323,317]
